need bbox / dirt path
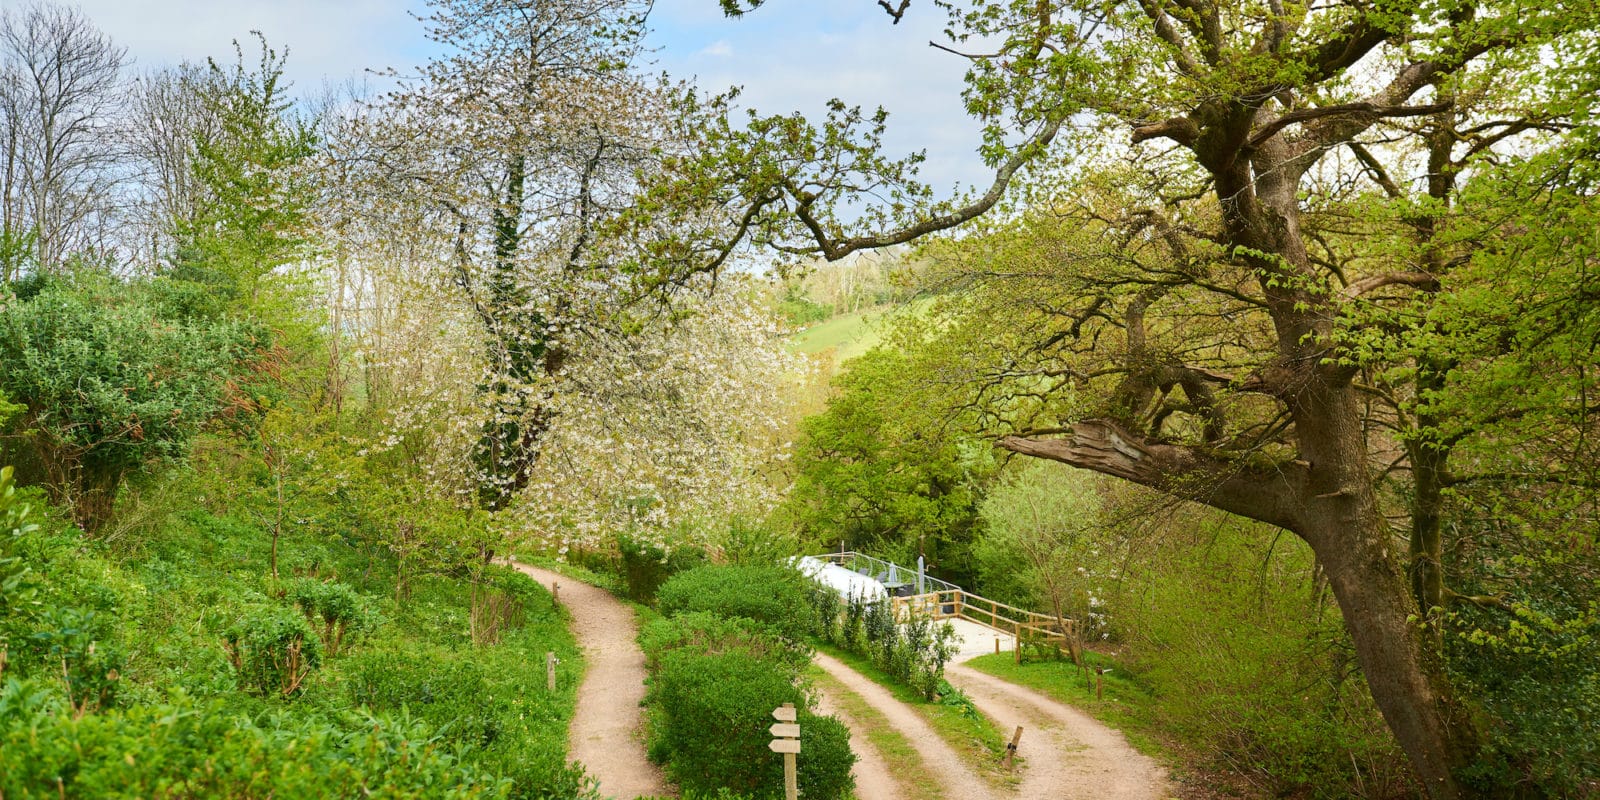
[809,679,903,800]
[812,651,996,800]
[813,617,1170,800]
[510,563,671,800]
[945,660,1171,800]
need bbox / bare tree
[0,1,125,274]
[121,63,224,268]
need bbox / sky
[63,0,990,196]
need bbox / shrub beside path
[510,563,671,800]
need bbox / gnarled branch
[1000,420,1307,530]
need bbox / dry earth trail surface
[508,563,671,800]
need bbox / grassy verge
[813,641,1018,789]
[805,664,927,800]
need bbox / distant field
[788,307,885,361]
[788,298,932,364]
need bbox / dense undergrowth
[0,451,591,799]
[638,563,855,800]
[971,505,1416,799]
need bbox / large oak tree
[671,1,1600,796]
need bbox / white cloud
[696,39,733,58]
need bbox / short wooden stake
[1013,622,1021,664]
[546,651,557,691]
[1002,725,1024,768]
[994,636,1000,655]
[1096,670,1104,700]
[551,581,560,607]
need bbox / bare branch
[1132,115,1200,146]
[1251,101,1450,149]
[804,116,1064,261]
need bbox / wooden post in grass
[1002,726,1024,768]
[551,581,560,607]
[1097,668,1111,700]
[770,703,800,800]
[1013,621,1022,664]
[546,652,557,691]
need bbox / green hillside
[789,299,934,365]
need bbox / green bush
[0,466,46,649]
[287,578,380,656]
[812,588,956,701]
[639,612,811,677]
[0,273,262,531]
[345,643,601,800]
[27,605,125,712]
[656,565,817,641]
[0,678,507,798]
[793,711,855,800]
[347,650,505,747]
[225,605,323,697]
[618,533,705,603]
[646,648,853,799]
[0,471,132,712]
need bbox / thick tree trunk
[1002,405,1476,798]
[1288,387,1474,799]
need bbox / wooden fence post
[1002,726,1024,768]
[1013,621,1021,664]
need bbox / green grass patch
[788,307,885,361]
[813,641,1016,789]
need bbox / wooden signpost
[770,703,800,800]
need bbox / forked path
[510,563,1165,800]
[510,563,671,800]
[812,651,994,800]
[946,658,1170,800]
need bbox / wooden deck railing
[810,550,1076,663]
[891,589,1077,663]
